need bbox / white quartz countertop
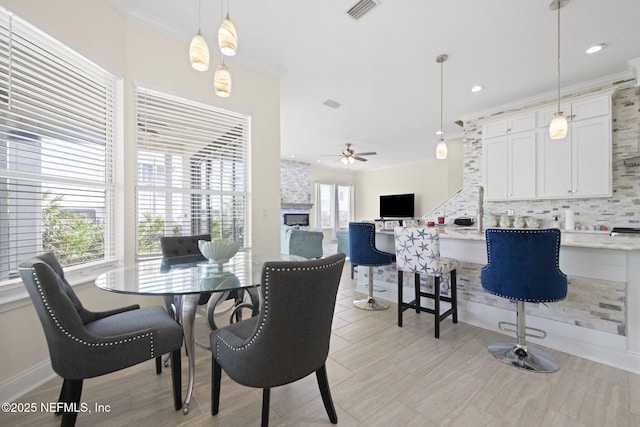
[435,226,640,251]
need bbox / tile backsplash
[432,81,640,230]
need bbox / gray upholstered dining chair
[210,252,346,427]
[19,253,184,426]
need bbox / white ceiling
[107,0,640,171]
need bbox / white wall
[354,138,463,221]
[0,0,281,398]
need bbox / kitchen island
[356,227,640,373]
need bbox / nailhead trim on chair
[482,228,566,303]
[19,267,156,358]
[215,258,345,354]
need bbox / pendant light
[218,0,237,56]
[549,0,568,140]
[189,0,210,71]
[214,60,232,97]
[435,54,448,160]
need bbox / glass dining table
[95,250,304,414]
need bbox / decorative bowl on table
[198,239,241,265]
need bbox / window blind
[0,9,117,283]
[135,87,250,255]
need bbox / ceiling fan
[325,143,377,164]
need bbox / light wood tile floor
[3,261,639,426]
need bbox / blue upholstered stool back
[348,222,395,267]
[481,228,567,302]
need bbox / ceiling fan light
[341,156,348,165]
[218,15,237,56]
[549,112,568,139]
[348,156,355,164]
[189,33,210,71]
[214,63,232,97]
[436,139,448,160]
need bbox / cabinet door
[509,132,536,199]
[483,136,509,200]
[483,112,536,138]
[537,129,572,198]
[572,116,611,197]
[571,95,610,122]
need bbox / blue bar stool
[349,222,395,310]
[481,228,568,372]
[393,226,458,338]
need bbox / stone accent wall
[433,80,640,229]
[280,159,312,206]
[368,260,626,336]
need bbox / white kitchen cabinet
[483,131,536,201]
[537,93,611,127]
[537,91,612,199]
[483,112,536,139]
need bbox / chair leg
[155,356,162,374]
[316,364,338,424]
[56,379,68,415]
[170,349,182,411]
[434,276,441,339]
[262,388,270,427]
[212,358,221,415]
[397,270,403,326]
[451,269,458,323]
[414,273,421,313]
[60,379,83,427]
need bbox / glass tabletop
[95,251,305,296]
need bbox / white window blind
[0,9,118,283]
[135,87,250,255]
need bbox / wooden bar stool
[393,226,458,338]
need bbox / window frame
[0,8,121,311]
[134,86,251,258]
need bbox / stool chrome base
[353,296,390,311]
[354,265,390,310]
[488,342,560,373]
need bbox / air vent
[322,99,342,109]
[346,0,379,20]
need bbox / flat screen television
[379,193,414,218]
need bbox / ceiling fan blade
[355,151,376,156]
[352,155,368,162]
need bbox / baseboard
[0,360,56,404]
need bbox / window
[0,9,118,284]
[315,182,354,237]
[135,87,250,256]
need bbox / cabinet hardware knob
[505,128,511,132]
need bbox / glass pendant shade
[218,15,237,56]
[436,139,448,160]
[549,112,568,139]
[214,63,232,97]
[189,33,210,71]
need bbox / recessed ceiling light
[586,44,606,54]
[471,85,483,92]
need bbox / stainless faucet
[477,185,484,233]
